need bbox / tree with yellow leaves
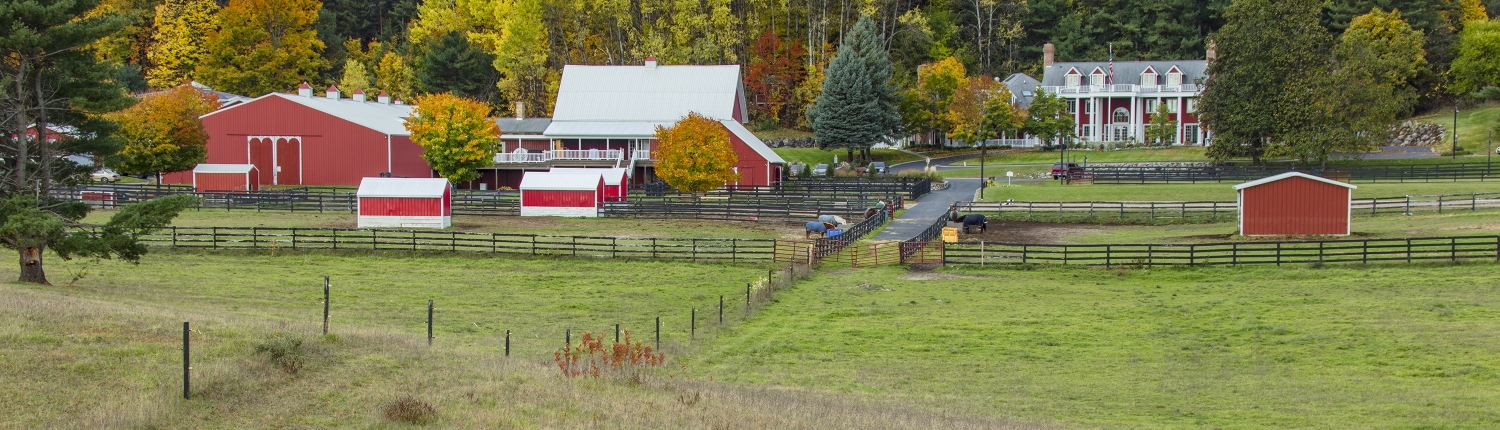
[146,0,219,89]
[195,0,327,96]
[653,112,740,193]
[106,84,222,184]
[405,93,501,183]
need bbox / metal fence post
[182,321,190,400]
[322,276,330,335]
[427,300,434,347]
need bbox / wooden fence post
[427,300,434,347]
[182,321,190,400]
[322,276,330,335]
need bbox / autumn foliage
[653,113,740,193]
[554,330,665,380]
[405,93,501,183]
[107,84,221,176]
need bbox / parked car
[1050,162,1084,180]
[91,168,120,183]
[812,163,829,176]
[868,162,887,175]
[789,163,805,176]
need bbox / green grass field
[982,181,1500,202]
[773,148,925,167]
[978,147,1209,165]
[1060,211,1500,244]
[690,264,1500,428]
[1417,103,1500,155]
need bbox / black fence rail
[601,196,894,221]
[772,208,893,263]
[54,184,522,215]
[1089,162,1500,184]
[130,226,773,262]
[632,177,931,200]
[941,235,1500,266]
[956,192,1500,221]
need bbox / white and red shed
[550,167,630,200]
[1234,172,1356,236]
[357,177,453,228]
[192,164,260,192]
[519,172,605,217]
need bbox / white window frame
[1084,99,1095,114]
[1184,124,1200,144]
[1090,73,1105,86]
[1166,73,1183,87]
[1065,74,1081,87]
[1141,73,1157,86]
[1145,99,1160,112]
[1186,98,1198,113]
[1112,108,1129,124]
[1067,99,1078,114]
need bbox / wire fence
[956,192,1500,221]
[126,226,775,262]
[940,236,1500,266]
[1089,162,1500,184]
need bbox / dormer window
[1065,68,1081,87]
[1140,67,1158,86]
[1090,73,1105,86]
[1166,66,1183,87]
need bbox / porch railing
[493,152,552,163]
[552,149,622,160]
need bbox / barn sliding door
[249,138,274,186]
[247,136,303,185]
[276,138,301,185]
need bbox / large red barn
[164,85,431,186]
[1235,172,1356,236]
[357,178,452,228]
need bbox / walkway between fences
[771,208,893,265]
[956,192,1500,221]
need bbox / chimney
[514,101,525,120]
[1043,43,1055,68]
[377,91,391,104]
[297,82,313,97]
[645,55,657,70]
[352,89,366,102]
[325,85,340,100]
[1206,39,1217,62]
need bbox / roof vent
[297,82,313,97]
[352,89,366,102]
[645,55,657,70]
[377,91,391,104]
[325,85,340,100]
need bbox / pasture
[1416,103,1500,155]
[689,264,1500,428]
[980,181,1500,202]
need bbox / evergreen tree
[416,31,500,104]
[847,15,902,153]
[146,0,219,89]
[809,40,881,163]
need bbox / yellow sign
[941,227,959,243]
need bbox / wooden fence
[1089,162,1500,184]
[956,192,1500,221]
[130,226,773,262]
[601,195,899,221]
[940,236,1500,266]
[57,184,521,215]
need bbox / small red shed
[1234,172,1356,236]
[550,167,629,200]
[356,177,453,228]
[192,164,259,192]
[519,172,605,217]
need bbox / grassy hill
[1416,103,1500,155]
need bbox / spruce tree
[416,32,500,105]
[809,15,899,162]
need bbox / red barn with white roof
[357,177,452,228]
[1235,172,1356,236]
[519,172,605,217]
[550,167,629,200]
[192,164,259,192]
[164,84,432,186]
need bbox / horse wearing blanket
[951,214,986,234]
[805,221,836,238]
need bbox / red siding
[170,96,435,186]
[522,190,597,207]
[194,171,255,192]
[359,197,445,216]
[1240,176,1350,236]
[724,125,773,187]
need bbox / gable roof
[1042,60,1208,87]
[720,120,786,164]
[551,167,629,185]
[193,164,256,174]
[357,177,451,198]
[551,64,744,122]
[201,92,415,136]
[496,118,552,135]
[520,172,604,191]
[1002,73,1041,108]
[1233,172,1358,190]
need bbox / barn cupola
[326,85,340,100]
[377,91,391,104]
[645,55,657,70]
[352,89,366,102]
[393,97,404,105]
[297,82,313,97]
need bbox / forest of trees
[87,0,1499,129]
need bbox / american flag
[1107,44,1114,85]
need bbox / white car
[91,168,120,183]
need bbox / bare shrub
[253,332,305,374]
[554,330,665,380]
[383,396,437,425]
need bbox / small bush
[254,332,305,374]
[383,396,437,425]
[554,330,665,380]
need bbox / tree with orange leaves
[107,84,221,181]
[405,93,501,183]
[653,112,740,193]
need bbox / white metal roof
[720,120,786,164]
[550,167,628,185]
[357,177,451,198]
[520,172,604,191]
[193,164,256,174]
[551,64,744,122]
[1232,172,1357,190]
[542,121,673,138]
[201,93,415,136]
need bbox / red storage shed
[192,164,259,192]
[550,167,629,200]
[357,178,453,228]
[519,172,604,217]
[1235,172,1356,236]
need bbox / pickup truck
[1050,162,1084,180]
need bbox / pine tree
[147,0,219,89]
[847,15,902,151]
[809,15,899,162]
[417,32,500,104]
[195,0,328,96]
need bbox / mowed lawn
[1416,103,1500,155]
[1060,211,1500,244]
[5,251,769,359]
[976,147,1209,165]
[982,181,1500,202]
[79,209,809,240]
[688,264,1500,428]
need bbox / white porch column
[1176,97,1185,145]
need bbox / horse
[960,214,987,234]
[805,221,836,238]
